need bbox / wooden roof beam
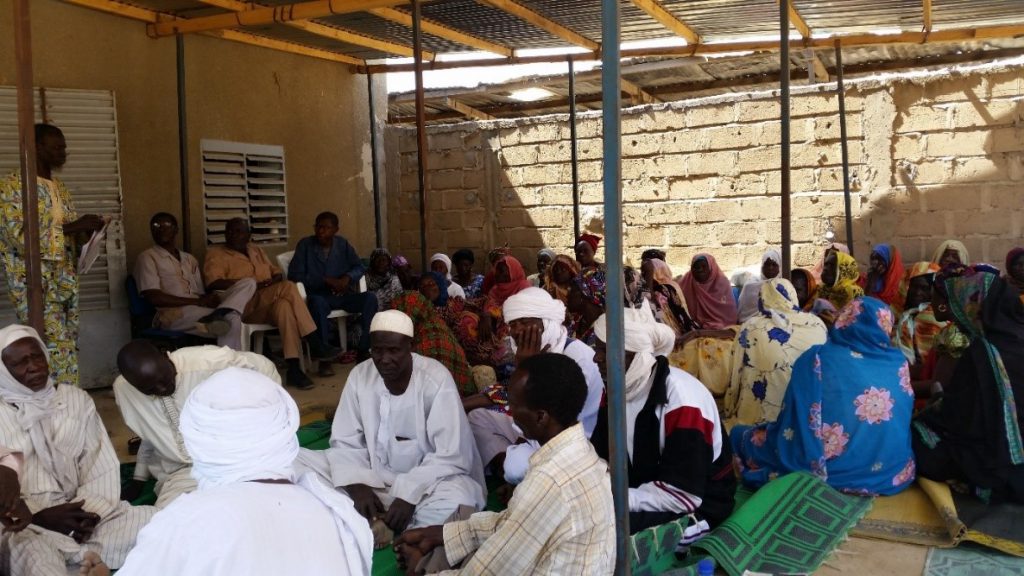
[445,98,497,121]
[369,7,514,57]
[473,0,600,52]
[198,0,432,59]
[779,1,829,82]
[149,0,406,38]
[621,79,660,105]
[64,0,363,65]
[630,0,700,44]
[923,0,933,33]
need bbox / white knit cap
[369,309,415,338]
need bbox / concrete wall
[0,0,379,386]
[385,59,1024,276]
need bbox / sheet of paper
[77,220,108,274]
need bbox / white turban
[0,325,73,492]
[593,305,676,402]
[370,309,415,338]
[503,287,568,353]
[181,367,299,489]
[431,253,453,280]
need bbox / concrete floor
[89,361,930,575]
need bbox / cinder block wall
[384,60,1024,276]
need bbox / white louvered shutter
[0,87,126,320]
[201,139,288,246]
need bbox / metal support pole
[835,40,855,256]
[779,0,793,276]
[176,35,191,252]
[569,56,581,243]
[411,0,429,271]
[601,0,630,573]
[368,73,383,248]
[13,0,44,334]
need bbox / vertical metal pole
[368,73,383,248]
[411,0,429,272]
[13,0,44,334]
[835,39,855,256]
[569,56,581,243]
[176,35,192,252]
[602,0,630,574]
[779,0,792,275]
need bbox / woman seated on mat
[736,248,782,324]
[865,244,905,314]
[545,254,581,316]
[816,250,864,324]
[391,254,417,290]
[912,265,1024,504]
[732,296,915,496]
[452,248,485,299]
[567,272,607,348]
[391,291,476,398]
[1006,247,1024,301]
[641,258,697,343]
[724,279,828,427]
[430,253,467,300]
[931,239,969,269]
[669,254,738,404]
[789,268,819,312]
[364,248,404,310]
[895,262,948,397]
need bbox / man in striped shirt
[396,353,615,575]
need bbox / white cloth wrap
[593,306,675,402]
[0,325,74,493]
[502,287,568,354]
[430,253,453,280]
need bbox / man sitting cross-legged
[396,353,615,575]
[295,309,485,536]
[118,367,373,575]
[0,325,154,576]
[113,341,282,508]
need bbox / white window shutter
[201,139,288,246]
[0,87,126,318]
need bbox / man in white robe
[0,325,154,576]
[113,341,281,508]
[297,310,485,534]
[118,367,373,576]
[466,287,604,482]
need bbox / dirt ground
[91,361,930,575]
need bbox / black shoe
[287,366,315,390]
[197,309,231,337]
[305,336,340,360]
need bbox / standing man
[135,212,256,349]
[114,340,281,508]
[0,124,106,386]
[288,211,378,362]
[203,218,335,390]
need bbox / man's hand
[512,322,550,364]
[120,479,145,503]
[461,394,494,413]
[325,276,352,295]
[345,484,384,522]
[0,466,21,516]
[197,293,220,308]
[32,501,100,543]
[395,524,445,572]
[62,214,106,235]
[1,499,32,533]
[257,273,283,290]
[384,498,416,533]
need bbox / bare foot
[79,551,110,576]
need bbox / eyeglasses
[151,222,177,230]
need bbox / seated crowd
[0,219,1020,575]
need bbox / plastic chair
[125,275,204,349]
[279,249,366,354]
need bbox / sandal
[339,350,359,364]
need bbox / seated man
[0,325,154,576]
[463,287,603,481]
[113,341,282,508]
[135,212,256,350]
[296,310,485,535]
[203,217,336,390]
[396,354,615,575]
[118,367,373,575]
[288,211,378,364]
[590,308,736,539]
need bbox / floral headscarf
[818,251,864,311]
[895,262,945,365]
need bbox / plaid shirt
[440,423,615,575]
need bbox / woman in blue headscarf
[731,296,915,496]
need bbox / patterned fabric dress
[391,291,475,397]
[732,297,916,496]
[0,172,79,385]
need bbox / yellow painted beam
[783,0,812,39]
[198,0,432,59]
[369,7,514,57]
[63,0,363,65]
[445,97,497,121]
[630,0,700,44]
[148,0,406,38]
[473,0,599,51]
[923,0,933,33]
[621,79,660,105]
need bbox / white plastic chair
[327,275,367,353]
